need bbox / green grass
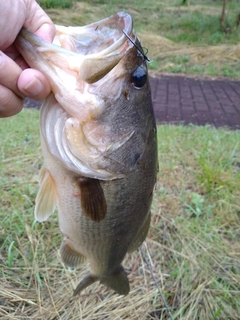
[1,1,240,317]
[160,10,239,45]
[36,0,240,78]
[1,109,240,319]
[155,58,240,78]
[38,0,73,8]
[38,0,240,45]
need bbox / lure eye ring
[122,30,151,62]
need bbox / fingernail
[24,76,44,96]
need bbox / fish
[16,12,158,296]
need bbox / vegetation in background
[1,1,240,319]
[37,0,240,78]
[1,110,240,319]
[37,0,73,8]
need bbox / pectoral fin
[127,213,151,253]
[77,177,107,222]
[34,167,57,222]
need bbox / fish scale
[16,12,158,296]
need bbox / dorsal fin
[77,177,107,222]
[100,265,130,295]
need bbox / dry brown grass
[165,4,223,16]
[0,216,167,319]
[44,2,105,26]
[1,2,240,317]
[1,121,240,319]
[139,32,240,65]
[43,2,240,76]
[1,205,240,319]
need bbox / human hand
[0,0,55,117]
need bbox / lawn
[37,0,240,78]
[0,110,240,319]
[0,1,240,319]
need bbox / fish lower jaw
[54,92,104,121]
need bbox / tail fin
[73,273,98,296]
[100,266,130,295]
[73,266,129,296]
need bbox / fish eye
[131,66,147,89]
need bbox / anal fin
[77,177,107,222]
[127,212,151,253]
[60,241,85,268]
[34,167,57,222]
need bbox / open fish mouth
[17,12,134,84]
[16,12,136,121]
[53,11,134,83]
[15,13,158,296]
[16,12,148,180]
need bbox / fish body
[16,12,158,296]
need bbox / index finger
[23,0,55,43]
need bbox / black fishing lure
[122,29,151,63]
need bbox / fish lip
[16,12,134,84]
[17,12,133,58]
[15,12,136,123]
[77,11,133,37]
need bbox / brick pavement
[150,74,240,129]
[24,74,240,129]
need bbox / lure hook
[122,29,151,63]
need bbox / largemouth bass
[16,12,158,296]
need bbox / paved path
[24,74,240,129]
[150,74,240,129]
